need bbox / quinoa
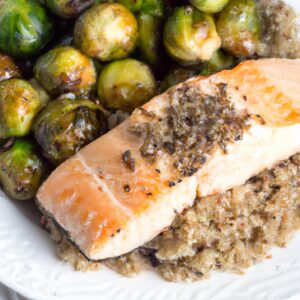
[258,0,300,58]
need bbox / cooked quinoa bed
[44,153,300,282]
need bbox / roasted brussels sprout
[189,0,229,13]
[0,0,54,58]
[0,139,46,200]
[164,6,221,66]
[34,46,97,97]
[200,50,235,76]
[117,0,164,17]
[97,59,157,112]
[0,53,21,82]
[44,0,94,18]
[29,78,51,105]
[74,3,138,62]
[160,67,197,92]
[217,0,261,57]
[137,13,164,69]
[34,98,105,165]
[0,79,44,138]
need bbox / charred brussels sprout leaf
[34,98,106,165]
[217,0,262,58]
[0,139,46,200]
[200,49,235,76]
[137,13,164,69]
[0,79,45,138]
[74,3,138,62]
[164,6,221,66]
[0,53,21,82]
[34,46,97,97]
[160,67,197,92]
[97,58,157,112]
[45,0,94,18]
[0,0,54,58]
[189,0,229,13]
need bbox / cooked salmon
[37,59,300,260]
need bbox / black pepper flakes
[130,83,249,177]
[124,184,131,192]
[122,150,136,172]
[168,181,176,187]
[146,192,153,196]
[155,168,161,173]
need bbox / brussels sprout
[97,59,157,112]
[116,0,164,17]
[0,79,45,138]
[34,98,105,165]
[34,46,97,97]
[0,0,54,58]
[29,78,51,105]
[160,67,197,92]
[200,49,235,76]
[217,0,261,58]
[0,139,46,200]
[189,0,229,13]
[137,14,164,69]
[45,0,94,18]
[164,6,221,66]
[74,3,138,62]
[0,53,21,82]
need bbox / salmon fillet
[37,59,300,260]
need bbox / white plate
[1,1,300,299]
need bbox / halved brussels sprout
[189,0,229,13]
[137,13,164,69]
[34,46,97,97]
[97,58,157,112]
[164,6,221,66]
[44,0,94,18]
[200,49,235,76]
[217,0,261,57]
[74,3,138,62]
[160,67,197,92]
[0,0,54,58]
[34,98,106,165]
[0,53,21,82]
[0,79,45,138]
[0,139,46,200]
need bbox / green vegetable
[0,53,21,82]
[200,49,235,76]
[0,139,46,200]
[34,98,105,165]
[0,0,54,58]
[116,0,164,17]
[217,0,261,57]
[0,79,45,138]
[97,58,157,112]
[44,0,94,18]
[160,67,197,92]
[33,46,97,97]
[189,0,229,13]
[163,6,221,66]
[74,3,138,62]
[137,13,164,69]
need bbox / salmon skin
[37,59,300,260]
